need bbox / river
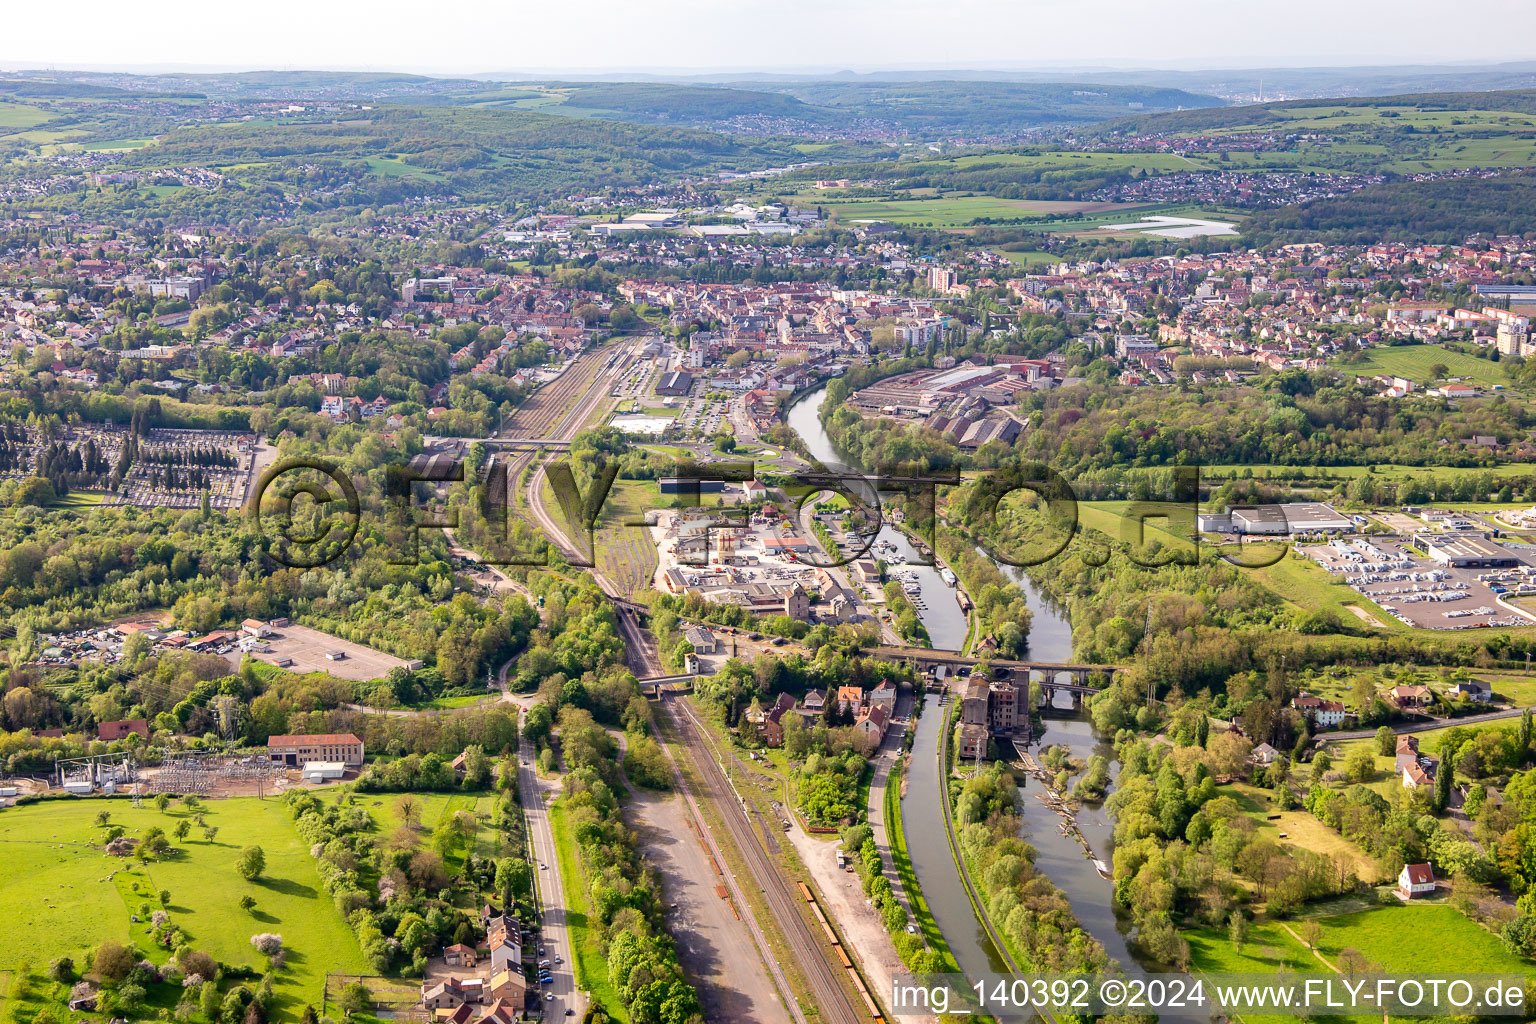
[785,383,1162,993]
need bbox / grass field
[356,790,500,877]
[1079,502,1402,629]
[887,757,958,972]
[53,491,111,508]
[364,155,444,180]
[1315,904,1525,974]
[545,800,627,1021]
[1221,782,1384,882]
[815,194,1117,228]
[0,797,368,1018]
[1336,344,1515,390]
[1189,903,1527,1023]
[0,103,51,131]
[1200,463,1536,483]
[592,480,661,598]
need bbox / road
[865,684,916,920]
[502,336,875,1024]
[516,707,585,1021]
[1319,704,1529,743]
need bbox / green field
[1314,904,1526,974]
[0,797,368,1018]
[546,801,627,1021]
[815,194,1114,228]
[357,791,500,875]
[1189,904,1527,1023]
[0,103,51,131]
[1337,344,1515,390]
[364,155,444,180]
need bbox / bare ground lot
[783,823,937,1024]
[626,789,790,1024]
[228,624,411,681]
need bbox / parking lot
[1308,537,1536,629]
[235,623,413,680]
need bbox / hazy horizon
[5,0,1536,79]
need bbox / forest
[1242,173,1536,245]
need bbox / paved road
[865,685,916,920]
[1319,705,1528,743]
[516,708,585,1021]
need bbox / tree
[237,845,266,881]
[46,957,73,984]
[160,888,171,907]
[155,792,171,814]
[203,825,220,844]
[1375,726,1397,757]
[1300,920,1323,951]
[1433,757,1452,812]
[1344,747,1376,784]
[338,982,369,1015]
[395,795,421,830]
[200,977,221,1019]
[95,810,112,828]
[92,941,135,982]
[239,895,257,914]
[174,820,192,843]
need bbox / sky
[4,0,1536,74]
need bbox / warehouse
[1421,536,1525,569]
[1198,502,1353,535]
[655,371,694,396]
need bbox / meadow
[1335,344,1515,390]
[0,796,368,1019]
[1188,903,1527,1023]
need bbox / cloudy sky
[5,0,1536,73]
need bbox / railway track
[665,693,867,1024]
[508,337,867,1024]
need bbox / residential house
[836,685,864,715]
[1251,742,1279,766]
[1403,758,1437,790]
[1397,862,1436,899]
[1386,684,1434,709]
[853,704,890,747]
[800,689,826,720]
[421,979,474,1012]
[760,692,798,747]
[1292,693,1349,728]
[443,943,476,968]
[98,719,150,742]
[868,681,897,715]
[487,932,520,975]
[1449,679,1493,703]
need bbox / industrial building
[655,370,694,396]
[1420,535,1525,569]
[1197,502,1353,535]
[267,733,365,767]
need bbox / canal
[785,383,1159,987]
